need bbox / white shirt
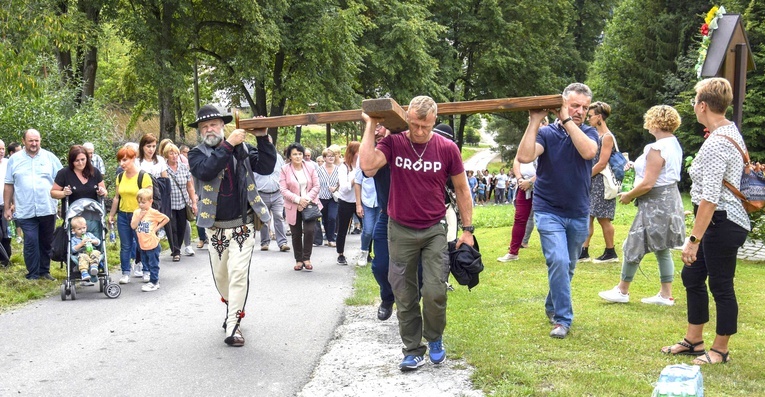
[336,163,357,203]
[634,136,683,187]
[495,173,508,189]
[139,156,168,177]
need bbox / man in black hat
[188,105,277,347]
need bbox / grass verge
[348,198,765,396]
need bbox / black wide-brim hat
[188,104,234,128]
[434,123,454,140]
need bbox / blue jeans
[361,204,381,251]
[372,212,394,303]
[535,211,589,328]
[319,198,338,243]
[117,212,139,275]
[141,245,161,284]
[16,215,55,279]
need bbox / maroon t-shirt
[377,132,464,229]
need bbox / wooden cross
[238,95,563,133]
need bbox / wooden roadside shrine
[237,95,564,141]
[700,13,756,128]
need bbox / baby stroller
[60,198,121,300]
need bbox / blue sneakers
[399,355,426,371]
[428,339,446,364]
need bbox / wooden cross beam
[238,95,563,133]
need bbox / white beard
[204,134,223,147]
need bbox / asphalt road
[0,232,361,396]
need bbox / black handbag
[51,225,69,262]
[301,203,321,221]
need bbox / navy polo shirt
[533,122,599,218]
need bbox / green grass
[349,197,765,396]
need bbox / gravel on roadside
[297,305,485,397]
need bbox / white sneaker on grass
[641,293,674,306]
[598,286,629,303]
[119,275,130,284]
[497,253,519,262]
[142,282,160,292]
[357,250,369,267]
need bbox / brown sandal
[661,338,705,356]
[294,262,304,271]
[303,261,313,271]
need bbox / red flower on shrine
[701,23,709,36]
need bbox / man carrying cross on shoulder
[359,95,474,371]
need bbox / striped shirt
[317,165,339,200]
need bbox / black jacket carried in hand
[448,237,483,291]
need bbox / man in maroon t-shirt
[359,95,474,372]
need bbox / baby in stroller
[70,216,102,285]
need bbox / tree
[193,0,366,145]
[742,0,765,161]
[52,0,104,104]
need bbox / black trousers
[681,210,748,335]
[289,211,316,262]
[169,208,188,256]
[335,199,356,254]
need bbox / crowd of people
[0,77,753,369]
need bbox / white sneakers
[183,245,195,256]
[142,282,160,292]
[357,251,369,267]
[497,253,519,262]
[641,293,675,306]
[598,286,630,303]
[599,286,675,306]
[132,262,144,278]
[119,275,130,284]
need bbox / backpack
[720,136,765,213]
[606,132,628,181]
[117,170,165,212]
[50,225,69,263]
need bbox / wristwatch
[462,225,475,233]
[561,117,573,126]
[689,235,702,244]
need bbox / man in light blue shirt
[253,136,288,252]
[3,129,63,280]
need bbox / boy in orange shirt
[131,188,169,292]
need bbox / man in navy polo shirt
[516,83,599,339]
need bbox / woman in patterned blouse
[661,77,749,365]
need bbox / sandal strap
[709,348,730,363]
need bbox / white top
[336,163,357,203]
[634,136,682,187]
[495,173,508,189]
[519,161,536,179]
[139,156,168,177]
[294,167,308,197]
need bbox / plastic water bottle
[621,167,635,192]
[109,222,116,243]
[8,220,16,238]
[85,241,93,253]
